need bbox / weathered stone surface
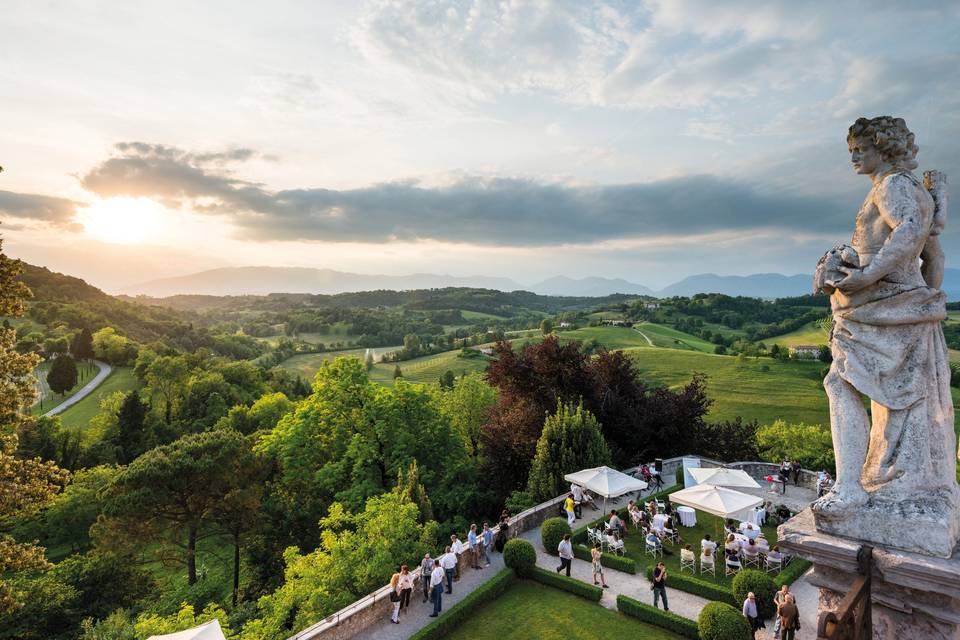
[780,509,960,639]
[812,115,960,558]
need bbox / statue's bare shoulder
[871,171,929,229]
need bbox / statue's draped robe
[830,172,957,494]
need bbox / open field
[279,346,401,378]
[441,580,683,640]
[57,367,140,432]
[30,360,101,415]
[559,326,653,350]
[461,309,508,321]
[624,347,830,425]
[633,322,716,353]
[766,321,830,347]
[369,350,491,385]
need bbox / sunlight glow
[79,197,167,244]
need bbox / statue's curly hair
[847,116,919,170]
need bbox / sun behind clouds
[78,197,167,244]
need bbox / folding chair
[743,549,760,569]
[605,534,625,556]
[700,555,716,577]
[725,557,742,577]
[765,554,782,574]
[644,538,662,559]
[680,551,696,574]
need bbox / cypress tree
[69,327,94,361]
[527,401,610,502]
[117,390,147,463]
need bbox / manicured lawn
[624,347,830,425]
[368,350,492,385]
[613,511,779,587]
[57,367,139,432]
[441,580,684,640]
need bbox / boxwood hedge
[528,566,603,602]
[407,568,515,640]
[616,594,699,640]
[698,601,751,640]
[503,538,537,576]
[644,565,737,607]
[573,544,637,574]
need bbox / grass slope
[766,321,830,347]
[441,580,683,640]
[369,351,491,385]
[560,326,654,350]
[633,322,716,353]
[624,348,830,425]
[279,346,401,378]
[57,367,139,432]
[30,360,101,415]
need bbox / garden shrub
[540,517,571,555]
[573,544,636,573]
[774,558,812,588]
[527,566,602,602]
[731,569,778,618]
[616,594,699,639]
[698,601,751,640]
[502,538,536,576]
[644,565,736,606]
[408,568,515,640]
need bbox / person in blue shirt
[481,522,493,567]
[467,524,482,570]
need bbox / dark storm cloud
[0,190,82,230]
[80,141,848,246]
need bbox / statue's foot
[812,485,868,514]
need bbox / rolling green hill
[766,321,831,347]
[369,350,492,385]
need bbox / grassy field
[766,321,831,347]
[560,326,653,350]
[57,367,140,432]
[442,580,683,640]
[625,347,830,425]
[634,322,716,353]
[30,360,101,415]
[369,350,491,385]
[279,346,401,378]
[461,309,508,321]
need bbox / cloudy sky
[2,0,959,292]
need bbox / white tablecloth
[676,506,696,527]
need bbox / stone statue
[812,116,960,558]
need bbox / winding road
[43,359,112,416]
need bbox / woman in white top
[701,534,717,554]
[397,565,414,614]
[388,572,401,623]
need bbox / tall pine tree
[526,401,610,502]
[117,390,147,463]
[69,327,94,361]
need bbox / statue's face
[849,137,882,175]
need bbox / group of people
[563,483,598,524]
[391,513,512,623]
[742,584,802,639]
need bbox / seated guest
[724,533,740,553]
[663,498,673,516]
[647,500,658,516]
[725,547,742,570]
[743,538,760,560]
[755,534,770,553]
[743,523,759,540]
[680,544,695,565]
[608,510,626,537]
[645,528,662,550]
[701,534,717,554]
[651,512,667,532]
[766,545,783,562]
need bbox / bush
[540,517,571,555]
[698,601,751,640]
[528,566,602,602]
[503,538,536,576]
[774,558,812,588]
[573,544,636,574]
[617,594,699,639]
[644,565,736,607]
[407,568,515,640]
[732,569,778,618]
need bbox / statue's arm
[838,175,926,293]
[921,235,944,289]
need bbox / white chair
[700,554,716,577]
[645,537,662,558]
[587,528,599,546]
[725,556,742,577]
[742,547,760,568]
[765,553,783,574]
[605,535,625,556]
[663,527,680,545]
[680,549,696,574]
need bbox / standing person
[450,534,464,580]
[556,533,574,576]
[398,565,413,615]
[571,483,584,518]
[652,562,669,611]
[428,560,444,618]
[440,546,456,594]
[778,594,800,640]
[388,572,401,624]
[564,493,576,526]
[591,545,609,588]
[791,460,802,486]
[467,524,482,570]
[419,553,433,603]
[772,584,790,639]
[481,522,493,567]
[742,592,762,638]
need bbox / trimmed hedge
[732,569,777,619]
[503,538,536,576]
[616,594,699,639]
[774,558,812,588]
[528,566,603,602]
[645,565,737,607]
[573,543,637,574]
[407,568,515,640]
[698,601,751,640]
[540,517,571,555]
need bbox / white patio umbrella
[689,467,761,490]
[669,484,764,542]
[148,620,227,640]
[564,466,648,514]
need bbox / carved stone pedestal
[779,510,960,639]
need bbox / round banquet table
[676,506,697,527]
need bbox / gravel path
[44,360,111,416]
[633,328,655,346]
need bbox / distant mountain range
[123,266,960,300]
